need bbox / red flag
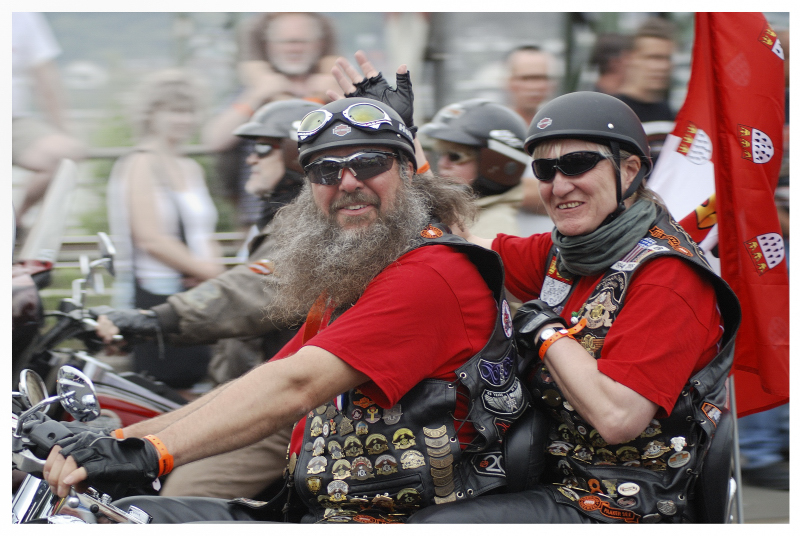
[648,13,788,416]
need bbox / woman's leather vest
[292,223,530,523]
[529,211,740,523]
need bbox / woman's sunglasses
[304,151,397,185]
[252,143,281,158]
[532,151,608,182]
[442,150,476,164]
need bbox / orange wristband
[417,162,431,174]
[539,317,587,359]
[112,428,125,439]
[233,102,254,116]
[143,435,174,477]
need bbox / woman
[107,69,223,390]
[410,91,740,523]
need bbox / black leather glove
[57,431,160,499]
[513,299,568,360]
[345,71,415,130]
[90,306,161,338]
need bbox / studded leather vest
[529,211,740,523]
[292,223,530,523]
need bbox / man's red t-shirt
[493,232,723,417]
[271,244,497,456]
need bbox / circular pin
[657,499,677,516]
[616,496,637,508]
[617,482,640,496]
[668,451,691,468]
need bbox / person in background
[504,45,558,236]
[106,69,224,393]
[589,33,633,95]
[419,99,529,238]
[202,12,339,231]
[12,12,87,230]
[96,99,318,499]
[613,17,677,164]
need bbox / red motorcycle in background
[12,159,184,436]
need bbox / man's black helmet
[420,99,529,191]
[297,97,416,169]
[234,99,318,173]
[525,91,652,221]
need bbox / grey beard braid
[266,180,431,325]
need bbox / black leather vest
[292,223,529,523]
[529,211,740,523]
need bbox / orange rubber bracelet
[539,317,587,359]
[417,162,431,174]
[232,102,254,116]
[143,435,174,477]
[112,428,125,439]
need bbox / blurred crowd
[12,12,789,494]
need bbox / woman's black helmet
[297,97,416,169]
[525,91,652,220]
[420,99,529,193]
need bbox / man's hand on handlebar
[44,445,89,498]
[90,307,161,345]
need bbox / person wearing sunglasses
[45,97,529,524]
[420,99,529,239]
[91,99,317,502]
[409,91,740,523]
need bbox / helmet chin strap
[599,141,648,228]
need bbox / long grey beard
[266,182,430,324]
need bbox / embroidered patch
[578,495,640,523]
[420,224,443,239]
[481,378,526,416]
[247,259,274,275]
[611,237,669,271]
[471,450,506,477]
[579,272,625,330]
[501,300,513,338]
[649,226,693,256]
[701,402,722,427]
[478,352,514,387]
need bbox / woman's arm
[126,153,224,281]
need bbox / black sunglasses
[532,151,608,182]
[252,143,281,158]
[304,151,397,185]
[443,151,475,164]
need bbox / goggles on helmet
[297,102,394,142]
[304,150,397,185]
[532,151,608,182]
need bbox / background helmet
[524,91,652,219]
[420,99,529,191]
[297,97,417,169]
[234,99,318,173]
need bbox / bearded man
[43,98,529,524]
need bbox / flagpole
[728,375,744,523]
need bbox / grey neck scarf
[552,199,659,278]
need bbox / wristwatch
[538,327,568,348]
[537,326,572,359]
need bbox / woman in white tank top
[107,69,224,389]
